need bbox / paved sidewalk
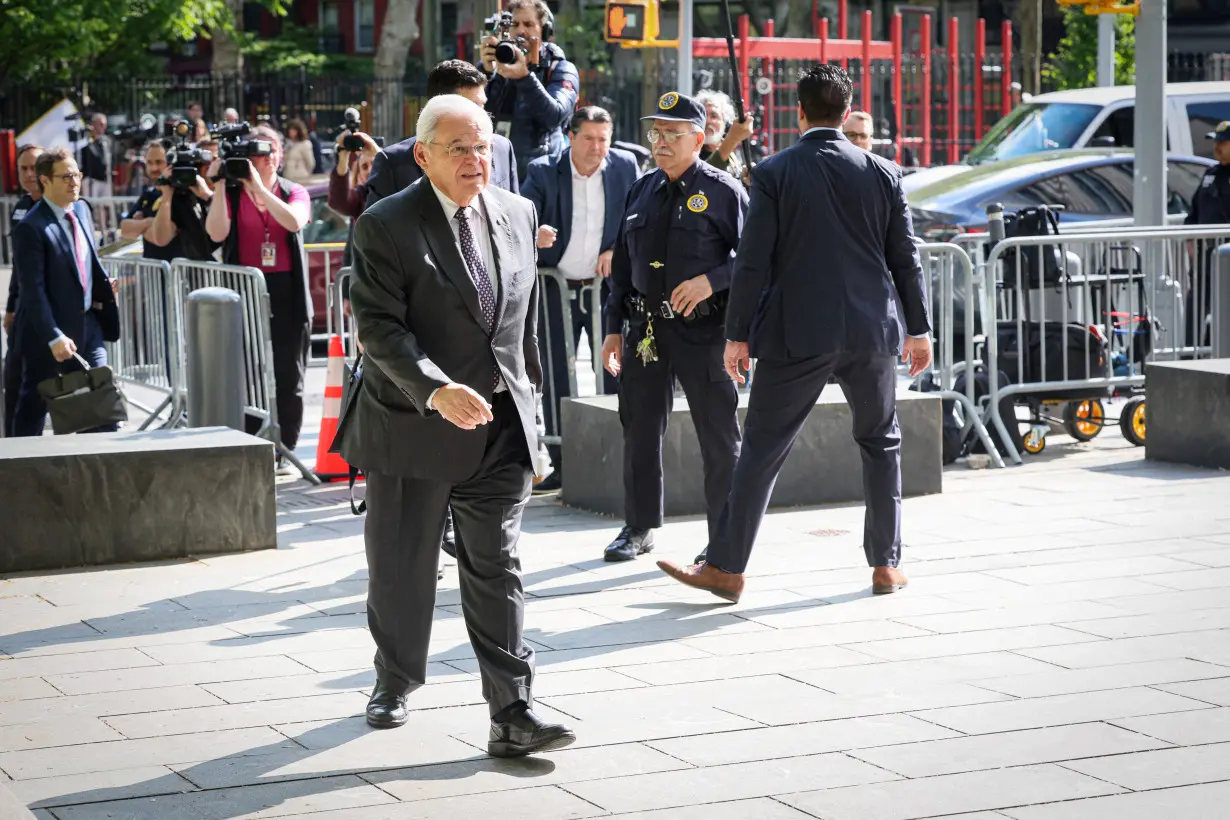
[2,433,1230,819]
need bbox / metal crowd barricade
[169,259,319,484]
[2,195,138,263]
[331,266,359,362]
[980,226,1230,464]
[574,278,608,396]
[536,267,578,449]
[915,242,1005,467]
[305,242,346,366]
[101,257,183,430]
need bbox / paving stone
[1058,608,1230,639]
[0,649,158,682]
[49,774,397,820]
[0,677,60,703]
[7,766,196,809]
[973,660,1230,699]
[1153,676,1230,705]
[45,656,313,695]
[363,742,689,802]
[1136,566,1230,591]
[581,797,819,820]
[778,763,1124,820]
[528,612,769,652]
[0,727,299,779]
[0,686,224,727]
[0,626,255,660]
[839,625,1102,663]
[741,594,980,630]
[1096,587,1230,614]
[0,717,126,752]
[893,602,1127,635]
[942,578,1176,609]
[786,652,1068,696]
[103,691,370,739]
[563,752,898,814]
[291,785,607,819]
[981,556,1206,586]
[999,780,1230,820]
[137,629,375,665]
[1111,705,1230,745]
[1016,629,1230,669]
[847,723,1169,778]
[645,714,959,767]
[448,641,714,676]
[201,670,378,704]
[615,644,882,686]
[1058,741,1230,790]
[912,687,1213,734]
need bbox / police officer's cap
[641,92,706,130]
[1207,120,1230,143]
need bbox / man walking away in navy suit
[11,147,120,437]
[521,106,639,491]
[657,65,932,603]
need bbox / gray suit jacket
[342,178,542,482]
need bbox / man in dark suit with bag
[657,65,932,603]
[340,94,575,757]
[11,147,120,437]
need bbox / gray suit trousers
[364,393,535,716]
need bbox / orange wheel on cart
[1062,400,1105,442]
[1023,427,1047,455]
[1120,398,1146,446]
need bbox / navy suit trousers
[706,353,903,573]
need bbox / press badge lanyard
[256,196,277,269]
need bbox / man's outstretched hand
[901,336,933,377]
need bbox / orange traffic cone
[315,335,352,482]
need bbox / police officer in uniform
[599,92,748,562]
[1184,120,1230,346]
[3,144,43,436]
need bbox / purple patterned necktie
[455,206,495,332]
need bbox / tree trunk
[1016,0,1042,95]
[211,0,245,116]
[373,0,422,143]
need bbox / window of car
[1167,160,1209,214]
[301,194,350,245]
[1089,106,1136,148]
[1183,100,1230,159]
[965,102,1102,165]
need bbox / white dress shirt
[556,157,607,282]
[427,183,506,408]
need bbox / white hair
[695,90,736,127]
[416,94,493,146]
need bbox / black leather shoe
[694,547,707,564]
[366,682,408,729]
[604,526,654,562]
[441,509,458,559]
[488,705,576,757]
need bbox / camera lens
[495,41,520,65]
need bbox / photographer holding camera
[482,0,579,183]
[120,141,216,262]
[206,124,313,472]
[329,108,381,250]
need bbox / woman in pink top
[206,125,312,473]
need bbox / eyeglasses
[428,142,492,159]
[844,132,873,141]
[646,129,697,145]
[54,172,83,183]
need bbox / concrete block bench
[0,427,276,574]
[560,389,943,518]
[1146,358,1230,470]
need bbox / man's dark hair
[16,143,43,162]
[427,60,488,98]
[508,0,552,29]
[570,106,612,134]
[34,147,73,191]
[797,64,853,125]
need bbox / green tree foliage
[0,0,288,84]
[241,27,374,75]
[1042,6,1136,91]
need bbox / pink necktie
[64,210,88,291]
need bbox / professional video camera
[210,122,273,181]
[160,121,214,191]
[110,114,159,149]
[339,107,385,151]
[484,10,529,65]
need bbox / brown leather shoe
[872,566,909,595]
[657,560,745,603]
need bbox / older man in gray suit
[343,94,574,757]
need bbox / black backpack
[995,205,1064,289]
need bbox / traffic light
[604,0,667,46]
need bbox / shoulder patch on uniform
[686,194,708,213]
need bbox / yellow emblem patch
[1217,120,1229,133]
[686,194,708,213]
[658,92,679,110]
[650,261,664,268]
[151,197,162,212]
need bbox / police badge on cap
[1209,121,1230,143]
[640,91,707,130]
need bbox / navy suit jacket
[12,198,118,378]
[365,134,519,209]
[726,128,930,360]
[521,147,640,269]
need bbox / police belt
[626,292,725,322]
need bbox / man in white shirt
[522,106,641,490]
